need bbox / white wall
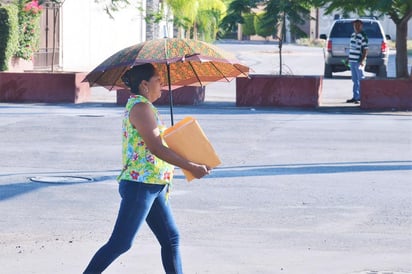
[60,0,146,72]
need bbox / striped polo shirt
[348,31,368,62]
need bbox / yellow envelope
[163,117,221,181]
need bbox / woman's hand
[187,163,211,179]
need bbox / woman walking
[83,63,210,274]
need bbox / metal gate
[33,1,61,71]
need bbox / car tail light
[327,40,332,52]
[381,41,388,53]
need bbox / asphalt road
[0,42,411,274]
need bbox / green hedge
[0,4,19,71]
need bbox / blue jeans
[83,180,182,274]
[350,61,364,100]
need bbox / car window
[362,22,383,38]
[330,21,383,39]
[330,22,353,38]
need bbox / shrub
[15,0,42,60]
[254,12,274,39]
[0,4,18,71]
[242,13,256,36]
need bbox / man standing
[347,19,368,104]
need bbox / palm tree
[97,0,226,41]
[195,0,226,41]
[166,0,226,40]
[166,0,198,38]
[146,0,160,40]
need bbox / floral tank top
[117,95,174,185]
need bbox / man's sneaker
[346,98,357,103]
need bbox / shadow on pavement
[0,170,119,202]
[207,160,412,179]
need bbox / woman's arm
[129,103,210,179]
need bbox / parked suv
[320,18,390,78]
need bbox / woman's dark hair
[121,63,156,95]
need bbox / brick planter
[236,75,323,108]
[0,72,90,103]
[117,86,206,106]
[360,78,412,110]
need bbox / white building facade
[36,0,173,72]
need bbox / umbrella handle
[167,64,174,126]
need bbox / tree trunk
[278,13,286,75]
[178,27,184,38]
[237,23,243,40]
[395,18,410,78]
[186,27,191,39]
[193,22,198,40]
[146,0,160,40]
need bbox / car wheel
[377,65,387,78]
[324,64,332,78]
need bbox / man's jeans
[350,61,364,101]
[83,180,182,274]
